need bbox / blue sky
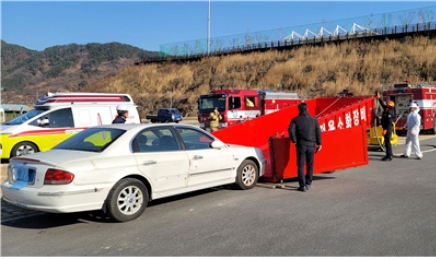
[1,1,436,52]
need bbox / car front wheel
[106,178,149,222]
[236,160,258,190]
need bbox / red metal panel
[213,96,376,182]
[212,101,303,177]
[317,98,374,132]
[315,97,364,117]
[264,125,368,182]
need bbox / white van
[1,92,141,159]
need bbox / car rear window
[53,128,126,152]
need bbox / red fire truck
[382,81,436,134]
[197,89,301,131]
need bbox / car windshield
[170,108,181,115]
[53,128,126,152]
[2,109,47,125]
[198,95,226,113]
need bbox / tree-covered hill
[0,40,159,103]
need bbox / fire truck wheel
[432,119,436,134]
[235,160,258,190]
[11,142,38,158]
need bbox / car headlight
[219,122,228,128]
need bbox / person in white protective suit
[401,103,423,159]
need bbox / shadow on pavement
[1,187,226,228]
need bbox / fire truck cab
[382,82,436,134]
[197,89,301,131]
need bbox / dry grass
[83,35,436,118]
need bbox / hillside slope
[0,40,159,103]
[81,35,436,118]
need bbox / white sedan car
[1,124,266,222]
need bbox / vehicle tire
[235,160,258,190]
[11,142,38,158]
[105,178,149,222]
[151,120,156,123]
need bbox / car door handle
[142,160,157,165]
[193,155,203,160]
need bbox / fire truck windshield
[198,95,226,113]
[394,83,408,88]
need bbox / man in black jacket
[112,104,129,124]
[289,103,322,192]
[377,91,395,161]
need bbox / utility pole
[207,0,210,56]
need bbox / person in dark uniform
[112,104,129,124]
[376,91,395,161]
[288,103,322,192]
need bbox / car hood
[226,144,265,159]
[1,125,14,132]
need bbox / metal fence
[153,5,436,62]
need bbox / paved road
[1,133,435,256]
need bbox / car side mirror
[210,140,226,149]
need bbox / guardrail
[136,22,436,65]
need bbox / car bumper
[1,134,12,159]
[1,180,111,213]
[259,158,267,177]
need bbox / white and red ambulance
[1,92,141,159]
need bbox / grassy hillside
[81,35,436,118]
